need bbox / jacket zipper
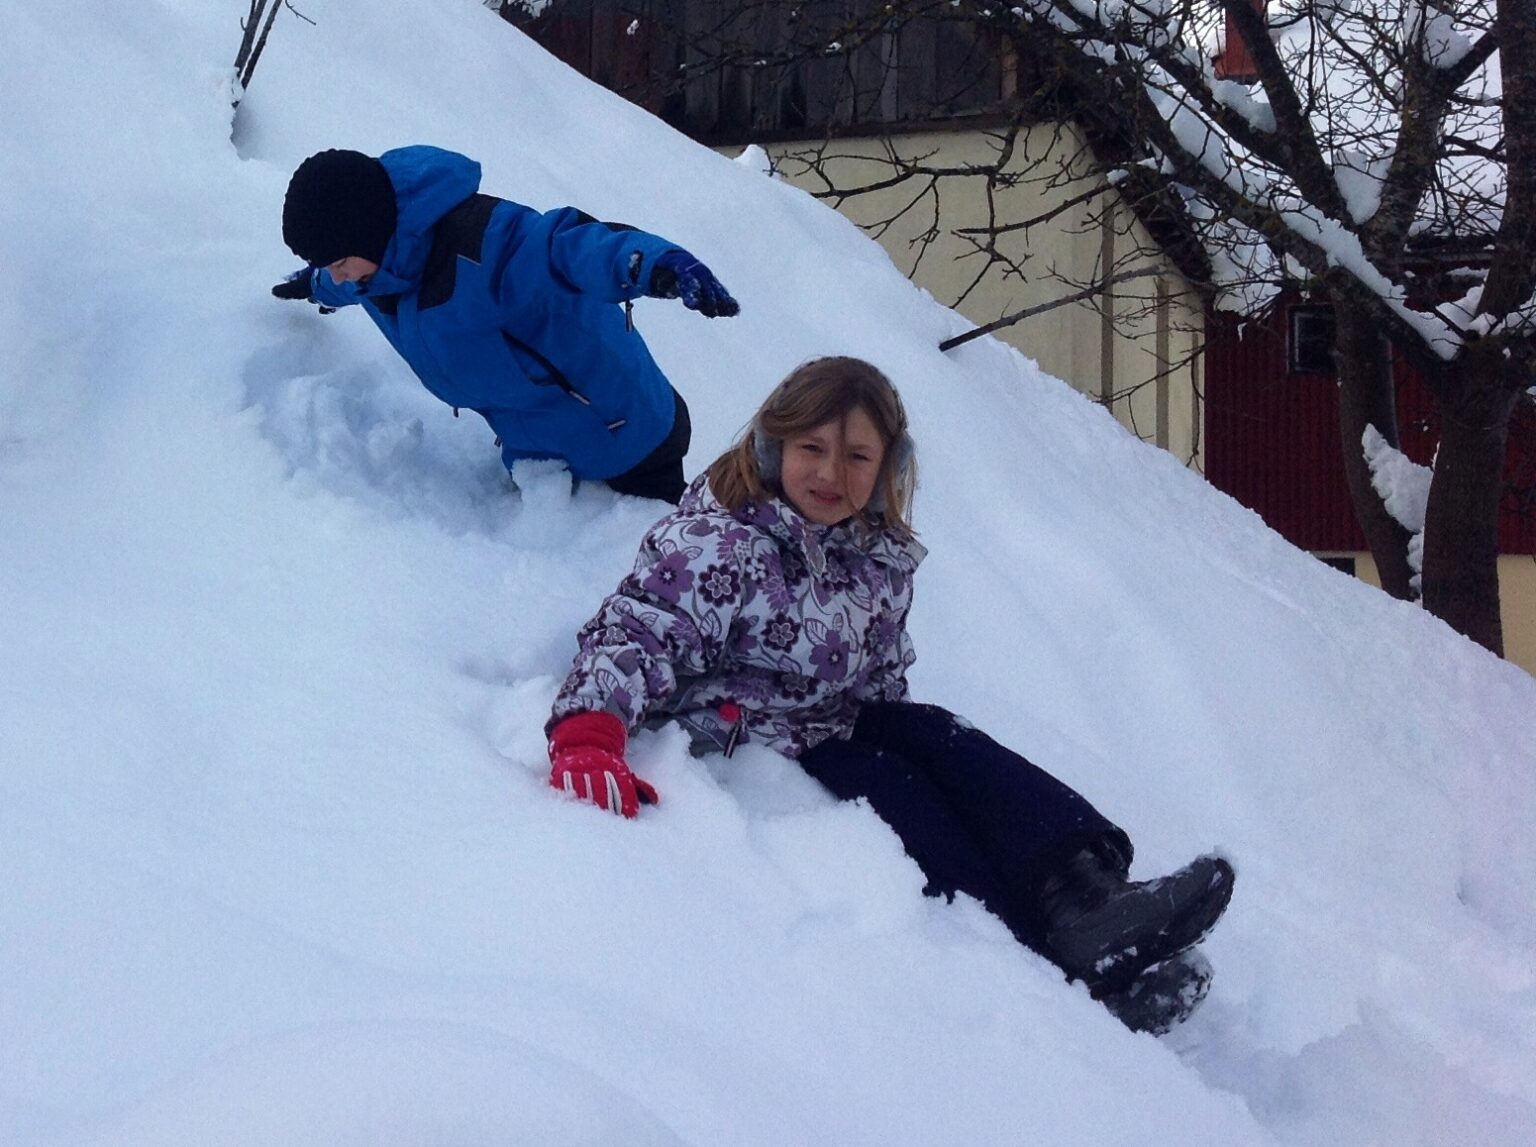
[500,330,627,432]
[719,701,744,758]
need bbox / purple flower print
[697,562,742,606]
[763,569,794,613]
[821,556,856,592]
[748,500,778,529]
[761,613,801,652]
[715,523,752,560]
[809,627,853,682]
[868,614,898,650]
[779,672,817,702]
[550,474,925,761]
[779,548,808,588]
[642,550,695,604]
[723,674,774,703]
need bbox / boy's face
[325,256,379,285]
[779,406,886,527]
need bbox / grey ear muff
[866,430,915,516]
[888,431,914,482]
[753,423,781,483]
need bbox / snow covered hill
[2,3,1534,1144]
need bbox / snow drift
[1,3,1534,1145]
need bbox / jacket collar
[679,477,925,575]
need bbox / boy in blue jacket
[273,146,738,504]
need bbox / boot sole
[1051,855,1234,995]
[1100,948,1214,1035]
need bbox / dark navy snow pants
[798,702,1131,954]
[603,388,691,504]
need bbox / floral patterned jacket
[550,477,927,758]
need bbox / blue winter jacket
[310,146,682,479]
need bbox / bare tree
[987,0,1525,655]
[233,0,313,104]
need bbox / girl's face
[778,406,886,526]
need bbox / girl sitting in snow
[545,356,1234,1033]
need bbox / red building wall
[1204,299,1536,554]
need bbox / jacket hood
[369,146,482,291]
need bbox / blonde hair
[707,356,916,536]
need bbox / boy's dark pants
[798,701,1131,955]
[604,388,691,504]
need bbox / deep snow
[1,3,1534,1145]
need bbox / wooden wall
[503,0,1007,143]
[1204,298,1536,555]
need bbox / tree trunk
[1332,305,1416,599]
[1419,347,1517,656]
[233,1,270,82]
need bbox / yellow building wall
[736,126,1206,468]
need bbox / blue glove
[647,249,739,317]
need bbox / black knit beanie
[282,149,398,267]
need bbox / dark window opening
[1288,304,1336,374]
[1317,554,1357,576]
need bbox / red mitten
[548,711,659,818]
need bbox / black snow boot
[1098,949,1214,1035]
[1038,848,1234,995]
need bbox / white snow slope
[2,4,1535,1145]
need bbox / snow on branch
[1363,425,1433,593]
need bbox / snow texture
[2,3,1535,1146]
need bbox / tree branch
[939,267,1163,351]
